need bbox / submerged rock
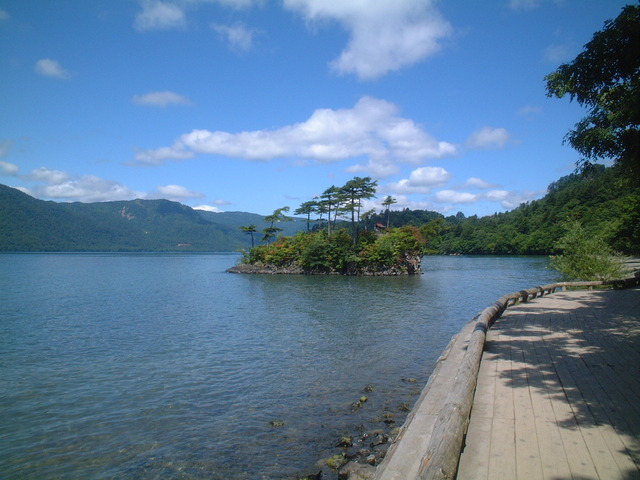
[297,470,322,480]
[227,263,304,275]
[370,433,389,447]
[338,461,376,480]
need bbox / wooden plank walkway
[457,287,640,480]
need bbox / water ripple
[0,254,557,479]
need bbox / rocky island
[227,227,425,276]
[227,177,428,276]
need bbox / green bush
[242,227,426,274]
[550,220,627,281]
[300,231,335,273]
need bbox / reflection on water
[0,254,558,479]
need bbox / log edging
[374,272,640,480]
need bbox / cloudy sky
[0,1,631,216]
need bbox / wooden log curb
[373,272,640,480]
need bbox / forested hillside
[372,165,638,256]
[0,185,304,252]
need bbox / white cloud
[463,177,497,189]
[347,159,400,178]
[133,91,193,107]
[485,190,510,201]
[132,145,195,165]
[134,0,186,31]
[485,189,542,209]
[132,1,451,78]
[409,166,451,186]
[384,166,451,194]
[212,23,255,52]
[134,96,457,174]
[30,167,70,184]
[24,167,213,204]
[377,195,429,212]
[467,127,510,149]
[0,161,19,176]
[283,0,452,80]
[133,0,258,32]
[28,167,143,202]
[148,184,205,201]
[34,58,71,79]
[0,8,9,20]
[193,204,224,213]
[434,190,478,204]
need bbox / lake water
[0,254,558,479]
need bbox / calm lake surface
[0,254,558,479]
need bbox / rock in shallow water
[338,461,376,480]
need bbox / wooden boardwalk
[457,287,640,480]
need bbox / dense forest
[376,165,639,256]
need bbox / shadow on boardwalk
[458,287,640,480]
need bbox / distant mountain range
[0,184,307,252]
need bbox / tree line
[241,176,382,247]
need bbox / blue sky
[0,0,632,217]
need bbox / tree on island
[231,176,429,275]
[545,4,640,179]
[294,200,318,232]
[262,207,292,245]
[319,185,340,237]
[240,224,257,248]
[361,208,376,232]
[338,176,378,244]
[382,195,398,228]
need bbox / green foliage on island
[242,227,425,275]
[236,176,426,275]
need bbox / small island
[227,226,425,275]
[228,177,426,275]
